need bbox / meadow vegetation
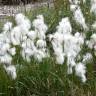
[0,0,96,96]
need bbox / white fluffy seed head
[27,31,37,41]
[70,4,78,12]
[1,43,10,52]
[8,47,16,56]
[75,63,86,82]
[4,65,17,79]
[57,17,72,34]
[56,54,64,64]
[87,33,96,49]
[92,21,96,29]
[82,53,92,63]
[36,39,46,48]
[70,4,88,30]
[15,13,25,25]
[90,0,96,15]
[34,50,44,62]
[91,33,96,41]
[3,22,12,32]
[33,15,48,40]
[0,54,12,64]
[11,26,21,45]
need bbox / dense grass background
[0,0,96,96]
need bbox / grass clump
[0,0,96,96]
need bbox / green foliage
[0,0,96,96]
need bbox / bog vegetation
[0,0,96,96]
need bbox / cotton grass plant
[0,0,96,96]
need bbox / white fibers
[82,53,92,63]
[87,33,96,56]
[92,21,96,29]
[90,0,96,15]
[3,22,12,32]
[70,4,88,30]
[69,0,86,5]
[49,17,85,77]
[57,17,72,34]
[33,15,48,39]
[75,63,86,82]
[19,14,49,62]
[4,65,17,79]
[0,13,91,83]
[87,33,96,49]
